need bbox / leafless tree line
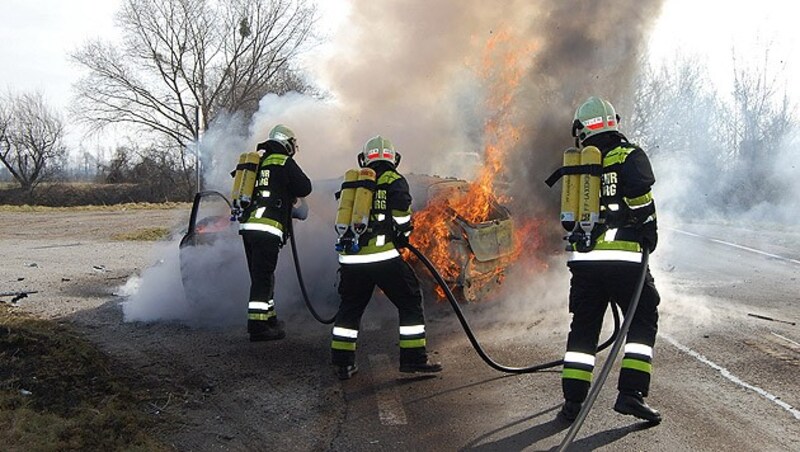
[630,51,795,214]
[70,0,317,190]
[0,92,67,192]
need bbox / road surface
[1,209,798,451]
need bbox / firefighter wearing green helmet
[559,97,662,424]
[238,124,311,341]
[330,135,442,380]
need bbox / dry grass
[0,202,189,213]
[111,227,172,241]
[0,305,170,451]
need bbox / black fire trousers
[562,262,660,402]
[242,232,282,334]
[331,256,428,366]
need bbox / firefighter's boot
[249,319,286,342]
[558,400,582,423]
[399,359,442,374]
[336,364,359,380]
[613,391,662,424]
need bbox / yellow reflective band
[378,171,401,185]
[621,358,652,374]
[239,221,283,238]
[248,312,276,321]
[593,240,641,252]
[399,338,426,349]
[263,154,288,166]
[332,340,357,351]
[625,191,653,207]
[562,368,593,382]
[394,214,411,225]
[603,146,634,167]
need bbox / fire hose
[288,219,337,324]
[556,248,650,451]
[406,243,622,374]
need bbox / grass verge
[111,227,172,242]
[0,305,170,451]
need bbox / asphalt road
[2,210,799,451]
[321,224,800,451]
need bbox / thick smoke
[123,0,669,326]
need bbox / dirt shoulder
[1,207,344,451]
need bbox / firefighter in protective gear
[238,124,312,341]
[330,135,442,380]
[559,97,662,424]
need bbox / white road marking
[771,332,800,348]
[368,354,408,425]
[661,333,800,420]
[670,228,800,265]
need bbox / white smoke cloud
[121,226,250,328]
[121,0,671,328]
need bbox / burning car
[407,174,516,303]
[178,176,517,305]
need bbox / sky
[0,0,798,151]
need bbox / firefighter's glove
[393,222,413,248]
[291,197,309,220]
[639,222,658,253]
[256,140,270,152]
[602,208,631,228]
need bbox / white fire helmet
[572,96,620,143]
[268,124,297,155]
[358,135,401,167]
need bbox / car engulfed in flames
[407,174,515,303]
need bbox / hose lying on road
[288,220,337,324]
[556,248,650,452]
[406,243,622,374]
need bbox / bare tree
[72,0,317,187]
[0,91,68,192]
[723,49,794,209]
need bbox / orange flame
[409,29,543,299]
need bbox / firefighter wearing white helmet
[330,135,442,380]
[558,97,663,424]
[238,124,311,341]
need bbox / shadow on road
[460,404,654,451]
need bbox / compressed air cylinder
[230,152,248,208]
[238,151,261,207]
[350,167,376,236]
[560,147,581,232]
[335,169,360,237]
[578,145,601,235]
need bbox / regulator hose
[288,220,336,324]
[406,243,622,374]
[557,248,650,452]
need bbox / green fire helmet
[268,124,297,155]
[572,96,620,143]
[358,135,401,167]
